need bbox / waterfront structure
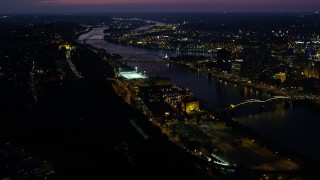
[181,97,200,114]
[118,66,147,80]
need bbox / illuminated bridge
[78,34,104,44]
[128,53,165,60]
[230,96,291,109]
[225,96,292,116]
[117,53,175,64]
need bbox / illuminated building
[274,72,286,83]
[181,97,200,114]
[231,59,243,75]
[270,44,287,61]
[140,78,174,103]
[306,40,320,52]
[59,44,71,50]
[304,62,320,79]
[306,40,320,60]
[294,41,306,55]
[119,71,147,79]
[118,66,147,80]
[268,35,288,61]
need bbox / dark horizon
[1,0,320,14]
[1,11,319,16]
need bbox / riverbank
[81,24,320,173]
[73,26,93,40]
[182,63,320,108]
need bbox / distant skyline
[1,0,320,14]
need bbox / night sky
[1,0,320,13]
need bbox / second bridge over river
[222,96,292,116]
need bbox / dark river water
[79,26,320,163]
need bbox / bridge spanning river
[221,96,292,117]
[114,53,177,64]
[78,34,104,44]
[230,96,291,110]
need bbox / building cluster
[106,15,320,94]
[136,77,200,117]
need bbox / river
[78,25,320,163]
